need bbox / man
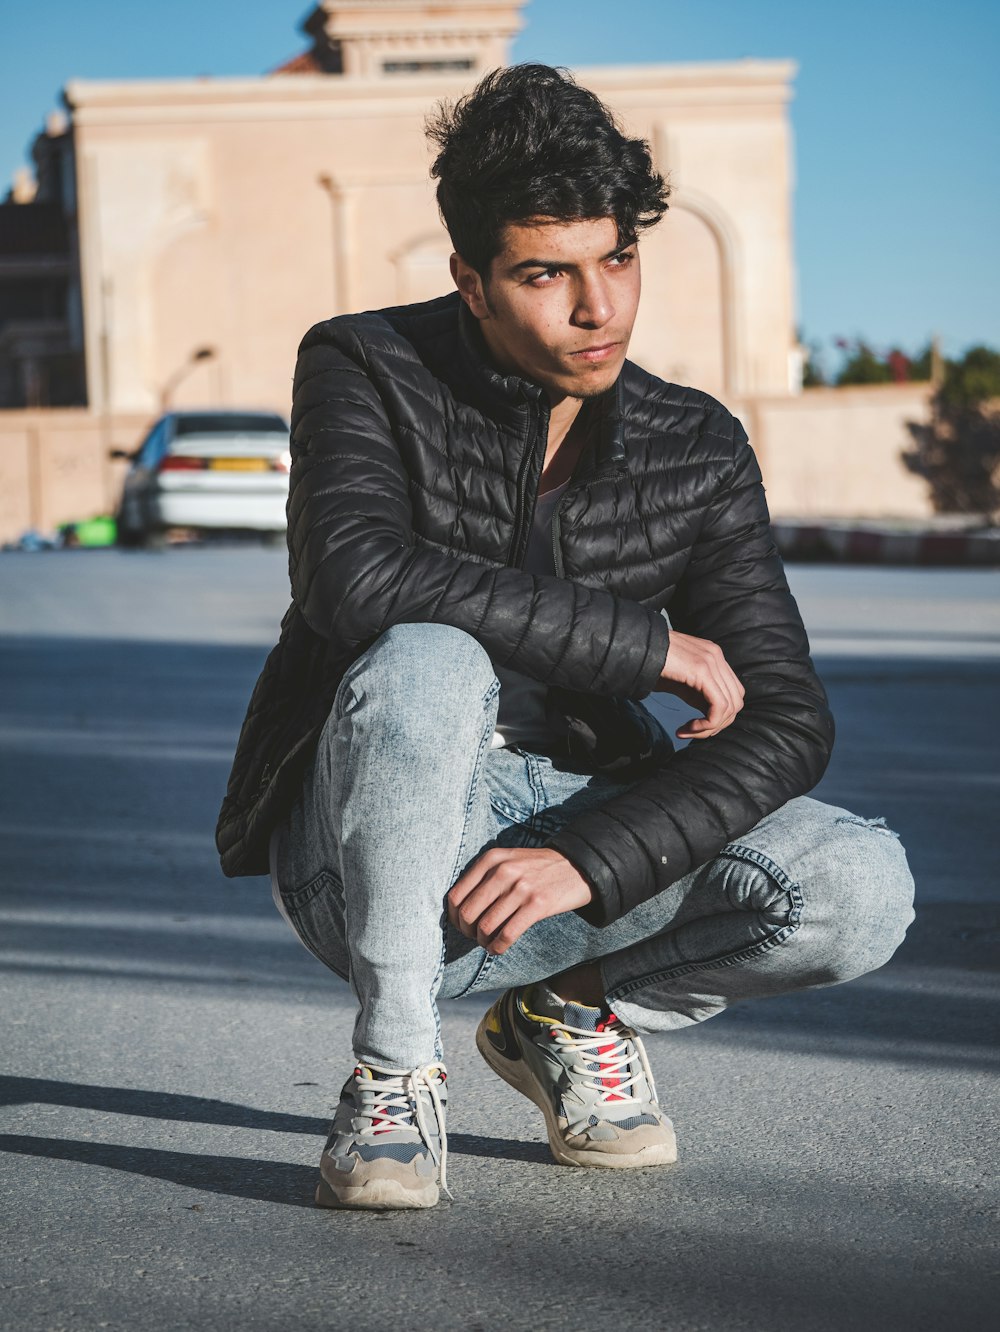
[216,64,915,1211]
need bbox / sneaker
[476,983,677,1169]
[315,1062,449,1210]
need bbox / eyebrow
[507,239,638,274]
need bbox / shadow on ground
[2,636,998,1074]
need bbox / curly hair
[426,63,670,275]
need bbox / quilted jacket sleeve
[547,414,836,925]
[285,323,669,699]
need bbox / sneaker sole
[315,1173,439,1210]
[476,1016,678,1170]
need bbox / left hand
[448,848,593,956]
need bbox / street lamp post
[159,346,216,412]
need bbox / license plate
[209,458,270,472]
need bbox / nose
[571,272,614,330]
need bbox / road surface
[1,550,997,1331]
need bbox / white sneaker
[315,1062,449,1209]
[477,983,676,1169]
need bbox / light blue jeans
[271,624,916,1069]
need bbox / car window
[136,420,169,467]
[173,413,288,436]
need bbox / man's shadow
[0,1075,550,1207]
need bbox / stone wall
[0,408,149,542]
[740,383,935,521]
[0,383,938,546]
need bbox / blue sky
[2,0,997,365]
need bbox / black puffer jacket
[216,292,834,925]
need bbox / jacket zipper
[508,397,549,568]
[551,391,628,579]
[551,486,569,578]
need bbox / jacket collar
[456,299,627,475]
[456,299,545,417]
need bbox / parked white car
[115,410,291,546]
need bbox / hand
[655,630,745,740]
[448,848,592,955]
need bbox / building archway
[392,231,454,306]
[629,187,743,400]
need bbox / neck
[474,317,585,482]
[476,321,585,463]
[541,391,586,490]
[546,391,583,452]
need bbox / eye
[527,266,562,287]
[609,249,637,268]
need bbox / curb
[772,522,1000,567]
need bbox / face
[451,216,641,402]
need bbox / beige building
[0,0,935,540]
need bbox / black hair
[427,63,670,275]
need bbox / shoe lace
[551,1015,659,1109]
[354,1062,451,1199]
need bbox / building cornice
[580,60,797,107]
[64,59,797,122]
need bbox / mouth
[569,342,621,364]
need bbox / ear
[450,252,491,321]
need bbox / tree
[908,342,934,382]
[902,345,1000,523]
[795,329,827,387]
[834,340,893,386]
[802,346,826,387]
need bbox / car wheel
[115,512,144,548]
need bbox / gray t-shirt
[491,479,569,751]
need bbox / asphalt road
[1,549,998,1332]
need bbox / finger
[475,881,530,942]
[676,688,735,738]
[677,717,721,739]
[663,644,735,723]
[693,653,745,732]
[454,868,513,938]
[658,654,741,716]
[678,686,738,737]
[676,718,707,738]
[677,690,741,739]
[661,634,745,736]
[484,903,542,956]
[716,659,745,713]
[449,848,503,908]
[713,662,745,725]
[679,682,730,736]
[447,868,484,929]
[446,895,463,929]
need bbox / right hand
[655,630,745,741]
